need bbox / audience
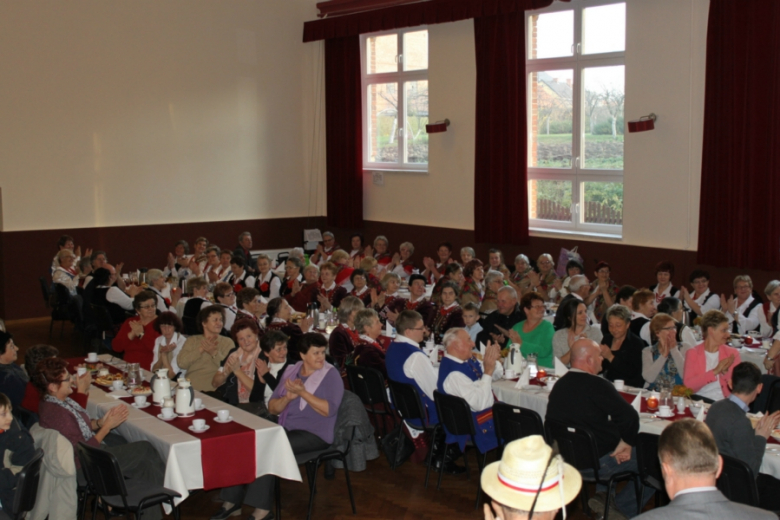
[430,282,465,344]
[112,291,161,370]
[587,261,618,323]
[316,262,348,311]
[233,231,255,275]
[254,254,281,299]
[650,261,679,307]
[656,297,698,350]
[0,392,37,517]
[723,274,762,334]
[552,298,602,366]
[213,319,265,409]
[507,292,555,369]
[552,274,591,331]
[600,304,645,388]
[213,282,239,333]
[507,254,532,296]
[264,297,312,358]
[460,259,485,306]
[643,313,690,390]
[601,284,636,336]
[328,296,365,373]
[684,310,740,402]
[477,286,526,349]
[479,271,505,315]
[680,269,721,324]
[351,309,387,378]
[176,306,234,392]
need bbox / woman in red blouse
[112,291,161,370]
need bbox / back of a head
[395,310,422,336]
[730,362,761,395]
[568,274,588,292]
[569,338,597,368]
[659,419,719,479]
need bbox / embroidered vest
[385,340,438,427]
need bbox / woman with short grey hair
[329,295,365,373]
[460,247,475,266]
[350,309,387,377]
[761,280,780,338]
[720,274,762,335]
[508,254,533,297]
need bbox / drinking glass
[126,363,141,387]
[325,315,337,334]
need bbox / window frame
[360,27,429,173]
[526,0,625,238]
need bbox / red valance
[303,0,556,42]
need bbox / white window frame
[526,0,625,238]
[360,28,429,173]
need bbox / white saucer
[656,411,675,418]
[188,425,210,433]
[157,413,178,421]
[214,416,233,423]
[195,405,206,411]
[132,402,151,409]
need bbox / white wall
[0,0,325,232]
[361,0,710,251]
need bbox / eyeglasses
[139,304,156,310]
[661,326,677,331]
[224,293,235,298]
[410,326,426,331]
[530,304,546,310]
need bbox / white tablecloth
[87,357,301,507]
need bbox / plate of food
[95,373,125,387]
[130,386,152,396]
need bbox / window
[361,29,429,171]
[527,1,625,236]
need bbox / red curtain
[697,0,780,270]
[473,11,528,245]
[325,36,364,229]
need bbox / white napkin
[107,389,131,399]
[385,320,393,337]
[554,357,568,377]
[428,345,439,364]
[631,391,642,413]
[515,366,531,389]
[695,404,705,421]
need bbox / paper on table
[554,357,568,377]
[107,389,131,399]
[514,366,530,389]
[631,391,642,413]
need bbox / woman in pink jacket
[683,310,740,402]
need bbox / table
[738,346,769,375]
[85,356,301,507]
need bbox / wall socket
[372,171,384,186]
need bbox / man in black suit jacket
[634,419,774,519]
[475,286,525,349]
[552,274,590,330]
[233,231,256,275]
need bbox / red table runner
[67,357,257,490]
[619,391,694,421]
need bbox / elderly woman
[508,254,533,296]
[348,234,365,267]
[657,297,698,351]
[145,268,180,313]
[284,259,319,313]
[213,334,343,520]
[460,259,485,306]
[316,262,348,311]
[479,271,504,315]
[431,263,464,304]
[213,282,238,334]
[35,358,166,519]
[349,269,372,306]
[280,257,304,298]
[264,298,313,359]
[351,309,387,378]
[373,272,405,324]
[236,287,265,326]
[112,291,160,370]
[309,232,339,266]
[359,257,383,292]
[52,250,81,296]
[506,292,555,368]
[629,289,657,346]
[599,305,647,388]
[213,319,270,408]
[164,239,191,278]
[176,306,234,392]
[328,249,355,290]
[372,235,392,273]
[388,241,415,281]
[643,313,689,390]
[760,280,780,338]
[683,310,741,402]
[430,282,466,345]
[486,249,511,280]
[328,296,365,373]
[151,311,186,380]
[721,275,762,335]
[254,254,281,299]
[22,344,91,414]
[422,242,455,284]
[549,260,584,303]
[680,269,721,324]
[460,247,475,266]
[583,261,618,323]
[650,261,679,308]
[552,299,603,366]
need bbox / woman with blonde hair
[643,312,689,390]
[683,310,741,402]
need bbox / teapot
[506,343,526,375]
[150,369,172,404]
[175,379,195,416]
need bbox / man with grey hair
[437,328,503,453]
[477,286,526,348]
[479,271,505,315]
[553,274,590,330]
[233,231,256,275]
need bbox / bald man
[546,339,649,519]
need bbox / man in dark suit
[476,286,525,349]
[552,274,590,330]
[634,419,775,519]
[705,362,780,510]
[233,231,256,275]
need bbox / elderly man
[476,286,526,349]
[233,231,256,275]
[634,420,774,519]
[479,271,505,316]
[546,338,649,519]
[553,274,590,330]
[705,362,780,510]
[437,328,503,454]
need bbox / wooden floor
[11,317,611,520]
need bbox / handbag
[556,246,584,278]
[380,424,416,469]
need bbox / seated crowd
[0,231,777,518]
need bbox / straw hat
[481,435,581,514]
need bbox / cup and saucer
[188,424,210,433]
[214,415,233,424]
[157,411,178,421]
[656,406,675,418]
[132,402,151,409]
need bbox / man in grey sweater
[705,361,780,510]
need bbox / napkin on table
[514,366,531,389]
[428,345,439,364]
[107,389,131,399]
[631,391,642,413]
[695,403,705,421]
[554,356,568,377]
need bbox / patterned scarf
[649,343,682,388]
[43,394,93,441]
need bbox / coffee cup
[76,367,87,377]
[613,379,625,391]
[504,369,516,379]
[192,418,206,430]
[134,395,147,406]
[161,407,175,418]
[86,353,98,362]
[659,405,672,416]
[111,380,124,391]
[217,409,229,421]
[194,398,203,410]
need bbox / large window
[361,29,429,171]
[527,1,625,236]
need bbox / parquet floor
[10,317,612,520]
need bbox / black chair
[346,365,396,437]
[492,402,545,458]
[77,442,181,519]
[636,432,667,507]
[388,380,440,481]
[39,276,51,310]
[89,304,119,356]
[10,448,44,520]
[717,453,760,507]
[764,379,780,414]
[48,283,73,338]
[433,390,496,509]
[545,419,641,519]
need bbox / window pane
[367,83,398,163]
[529,11,574,60]
[583,3,625,55]
[404,81,428,164]
[529,180,572,222]
[403,31,428,71]
[367,34,397,74]
[582,66,624,169]
[529,70,573,168]
[583,182,623,225]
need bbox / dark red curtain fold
[473,11,528,245]
[325,36,364,229]
[697,0,780,270]
[304,0,554,42]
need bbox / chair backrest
[346,365,389,409]
[636,432,664,492]
[433,391,475,438]
[52,283,72,308]
[544,419,601,480]
[77,442,129,506]
[388,381,426,423]
[39,277,51,308]
[765,380,780,414]
[492,402,545,449]
[717,453,760,507]
[89,304,115,333]
[11,448,44,519]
